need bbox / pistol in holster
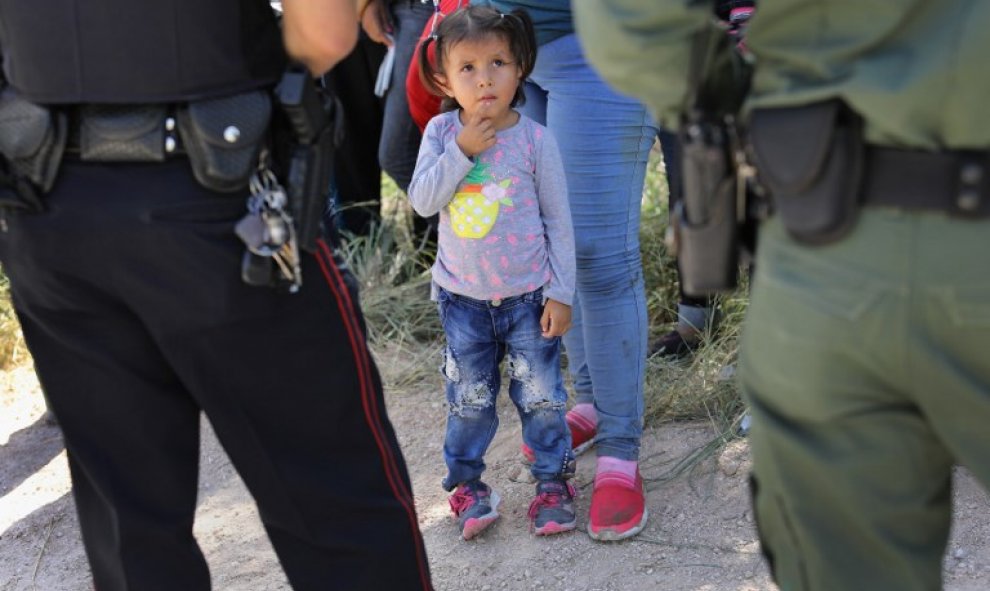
[273,66,344,253]
[667,16,760,298]
[238,67,343,290]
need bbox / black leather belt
[863,146,990,217]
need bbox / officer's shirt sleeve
[573,0,716,129]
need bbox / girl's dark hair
[417,5,537,113]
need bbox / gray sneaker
[528,479,577,536]
[449,480,501,540]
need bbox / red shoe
[521,409,597,463]
[587,469,648,541]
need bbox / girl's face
[439,34,522,129]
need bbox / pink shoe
[528,480,577,536]
[448,480,501,540]
[588,469,648,541]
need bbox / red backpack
[405,0,466,133]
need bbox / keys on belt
[235,167,303,292]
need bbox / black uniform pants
[0,160,432,591]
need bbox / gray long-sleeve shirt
[408,111,575,305]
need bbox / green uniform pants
[739,210,990,591]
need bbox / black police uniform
[0,1,432,589]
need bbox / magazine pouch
[79,104,167,162]
[178,90,271,193]
[749,100,864,245]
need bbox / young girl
[407,5,577,540]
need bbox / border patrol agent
[573,1,990,590]
[0,1,432,590]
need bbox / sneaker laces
[449,484,482,516]
[527,482,576,519]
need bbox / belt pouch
[0,87,67,194]
[749,99,864,245]
[79,105,167,162]
[675,121,739,296]
[177,90,272,193]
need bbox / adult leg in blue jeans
[363,0,436,242]
[378,0,434,192]
[377,1,438,244]
[518,33,657,541]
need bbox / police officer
[573,1,990,590]
[0,1,432,590]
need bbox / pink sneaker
[588,469,648,541]
[528,479,578,536]
[448,480,501,540]
[521,409,597,463]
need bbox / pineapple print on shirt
[449,160,512,239]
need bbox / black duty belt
[64,104,186,160]
[863,146,990,218]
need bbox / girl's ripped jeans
[437,286,575,490]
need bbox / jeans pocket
[437,298,448,327]
[436,287,453,326]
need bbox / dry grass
[0,272,27,370]
[337,220,439,344]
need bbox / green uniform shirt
[574,0,990,150]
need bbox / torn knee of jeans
[441,347,460,382]
[449,380,495,416]
[509,353,565,414]
[507,352,531,382]
[520,391,562,414]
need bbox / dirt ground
[3,356,990,591]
